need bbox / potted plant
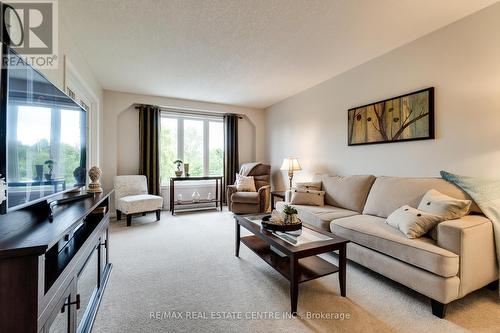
[173,160,183,177]
[44,160,55,180]
[282,204,299,224]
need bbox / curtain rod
[134,104,243,119]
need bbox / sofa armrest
[226,185,237,211]
[437,215,498,297]
[258,185,270,213]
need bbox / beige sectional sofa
[276,175,498,318]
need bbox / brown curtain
[138,104,161,195]
[224,114,239,203]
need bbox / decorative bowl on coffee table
[261,215,302,231]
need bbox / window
[160,112,224,185]
[160,118,178,182]
[183,119,204,176]
[209,121,223,176]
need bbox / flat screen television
[0,46,87,213]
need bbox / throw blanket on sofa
[441,170,500,296]
[239,162,261,176]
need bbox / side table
[270,190,286,210]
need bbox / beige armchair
[227,163,271,214]
[114,175,163,226]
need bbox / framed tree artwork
[348,87,434,146]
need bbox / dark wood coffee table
[234,214,349,314]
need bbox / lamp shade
[280,158,302,172]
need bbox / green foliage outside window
[159,117,224,184]
[160,125,177,184]
[15,139,81,185]
[209,148,223,176]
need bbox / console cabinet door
[76,245,99,331]
[44,281,76,333]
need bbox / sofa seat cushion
[276,201,358,231]
[117,194,163,214]
[331,215,459,277]
[231,192,259,204]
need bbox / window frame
[160,112,224,183]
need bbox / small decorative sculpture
[192,190,200,203]
[87,166,103,193]
[73,166,87,187]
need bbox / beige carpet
[92,210,500,333]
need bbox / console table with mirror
[0,189,113,333]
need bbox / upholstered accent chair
[227,163,271,214]
[114,175,163,226]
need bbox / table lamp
[280,157,301,202]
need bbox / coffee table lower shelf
[240,235,339,283]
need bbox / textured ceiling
[62,0,498,108]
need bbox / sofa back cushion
[313,174,376,213]
[363,176,480,218]
[290,189,325,206]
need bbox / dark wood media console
[0,189,114,333]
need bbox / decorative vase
[192,191,200,203]
[207,192,213,200]
[34,165,43,181]
[184,163,190,177]
[175,170,183,177]
[177,194,183,203]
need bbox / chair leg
[116,210,122,220]
[156,210,161,221]
[430,299,447,318]
[487,280,499,291]
[126,215,132,227]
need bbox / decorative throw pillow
[386,205,444,239]
[290,189,325,207]
[235,174,256,192]
[417,189,471,219]
[295,181,322,191]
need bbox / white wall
[266,3,500,190]
[102,90,267,200]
